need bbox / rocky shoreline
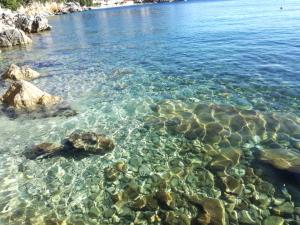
[0,2,90,48]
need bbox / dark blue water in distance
[0,0,300,224]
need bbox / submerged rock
[26,143,62,159]
[65,131,115,154]
[259,148,300,173]
[1,64,40,81]
[198,197,227,225]
[0,80,62,111]
[272,202,294,216]
[263,216,285,225]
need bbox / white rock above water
[0,80,62,111]
[1,64,40,81]
[0,23,32,47]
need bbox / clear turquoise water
[0,0,300,224]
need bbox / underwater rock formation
[65,131,115,155]
[27,143,62,159]
[26,131,115,159]
[259,148,300,173]
[1,64,40,81]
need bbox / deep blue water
[0,0,300,224]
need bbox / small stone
[263,216,285,225]
[155,191,175,210]
[103,208,114,218]
[89,206,101,217]
[104,166,118,182]
[115,161,127,172]
[239,210,256,224]
[222,176,243,196]
[131,196,147,210]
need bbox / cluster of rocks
[0,7,51,47]
[0,2,90,48]
[144,100,300,175]
[27,131,115,159]
[58,2,91,15]
[0,64,77,119]
[0,64,60,110]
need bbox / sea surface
[0,0,300,224]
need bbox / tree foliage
[1,0,92,10]
[0,0,23,10]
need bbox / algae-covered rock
[239,210,256,224]
[66,131,115,154]
[1,64,40,81]
[263,216,285,225]
[155,191,175,210]
[273,202,294,216]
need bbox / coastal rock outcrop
[0,80,62,111]
[15,15,51,33]
[0,23,32,47]
[61,2,83,14]
[65,131,115,154]
[1,64,40,81]
[0,7,51,47]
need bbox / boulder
[1,64,40,81]
[15,15,51,33]
[0,80,62,111]
[0,25,32,47]
[65,131,115,154]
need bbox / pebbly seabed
[0,0,300,224]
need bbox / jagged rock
[15,14,51,33]
[259,148,300,173]
[65,131,115,154]
[1,64,40,81]
[0,25,32,47]
[0,80,62,111]
[62,2,83,13]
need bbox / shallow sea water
[0,0,300,224]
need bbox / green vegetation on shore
[0,0,93,11]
